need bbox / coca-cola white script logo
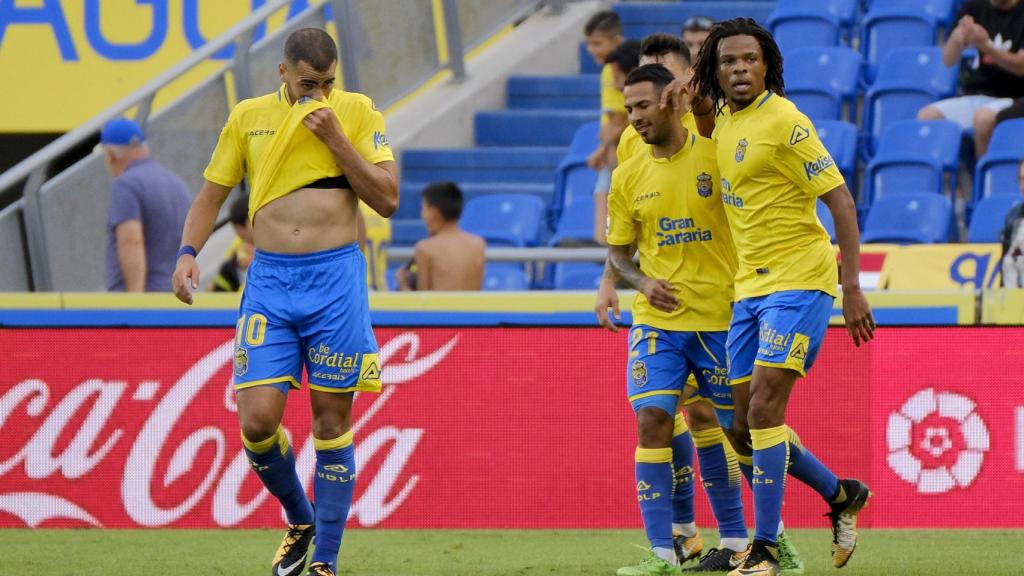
[0,331,458,527]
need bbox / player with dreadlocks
[690,18,874,576]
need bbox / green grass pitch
[6,528,1022,575]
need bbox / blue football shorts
[626,325,735,429]
[232,243,381,394]
[726,289,833,385]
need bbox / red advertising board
[0,327,1020,529]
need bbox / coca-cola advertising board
[0,327,1021,529]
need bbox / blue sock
[310,432,357,570]
[692,428,747,540]
[636,447,675,551]
[242,426,314,525]
[785,426,840,501]
[750,426,789,546]
[671,414,695,527]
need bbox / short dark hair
[640,32,691,68]
[422,182,463,222]
[624,63,675,92]
[692,18,785,116]
[284,28,338,72]
[584,10,622,36]
[229,195,249,226]
[605,39,642,73]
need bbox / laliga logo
[887,388,990,494]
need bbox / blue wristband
[177,245,197,259]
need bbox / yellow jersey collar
[647,131,695,164]
[732,90,773,117]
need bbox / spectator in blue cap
[99,117,192,292]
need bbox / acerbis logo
[887,388,990,494]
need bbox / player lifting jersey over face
[172,28,398,576]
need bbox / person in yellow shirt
[583,10,628,244]
[692,18,875,576]
[600,33,810,573]
[607,64,746,576]
[171,28,397,576]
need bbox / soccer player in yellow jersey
[692,19,875,576]
[607,64,745,576]
[171,29,398,576]
[600,33,787,573]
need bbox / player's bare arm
[820,184,875,346]
[172,180,233,304]
[303,107,398,217]
[594,258,621,331]
[608,243,678,312]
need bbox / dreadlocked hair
[691,17,785,116]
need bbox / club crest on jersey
[789,124,810,145]
[735,138,748,163]
[696,172,713,198]
[233,347,249,377]
[632,359,648,387]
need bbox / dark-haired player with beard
[607,63,741,576]
[691,18,873,576]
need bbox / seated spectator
[681,15,714,61]
[397,182,485,291]
[211,195,253,292]
[1001,160,1024,285]
[918,0,1024,157]
[583,10,627,246]
[100,117,191,292]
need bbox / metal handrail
[0,0,293,197]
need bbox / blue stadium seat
[865,120,961,203]
[784,47,862,121]
[475,110,600,147]
[395,182,555,220]
[863,48,957,155]
[974,119,1024,201]
[483,263,530,291]
[614,2,775,39]
[816,200,836,243]
[460,194,548,247]
[550,122,600,228]
[552,262,605,290]
[391,219,429,247]
[549,194,595,246]
[402,148,568,184]
[768,2,842,56]
[507,75,601,110]
[579,42,602,75]
[866,0,956,28]
[861,193,953,244]
[861,4,938,84]
[968,195,1020,243]
[815,120,858,186]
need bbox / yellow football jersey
[600,64,625,125]
[607,133,737,332]
[713,91,843,300]
[360,202,391,291]
[204,84,393,222]
[617,112,698,165]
